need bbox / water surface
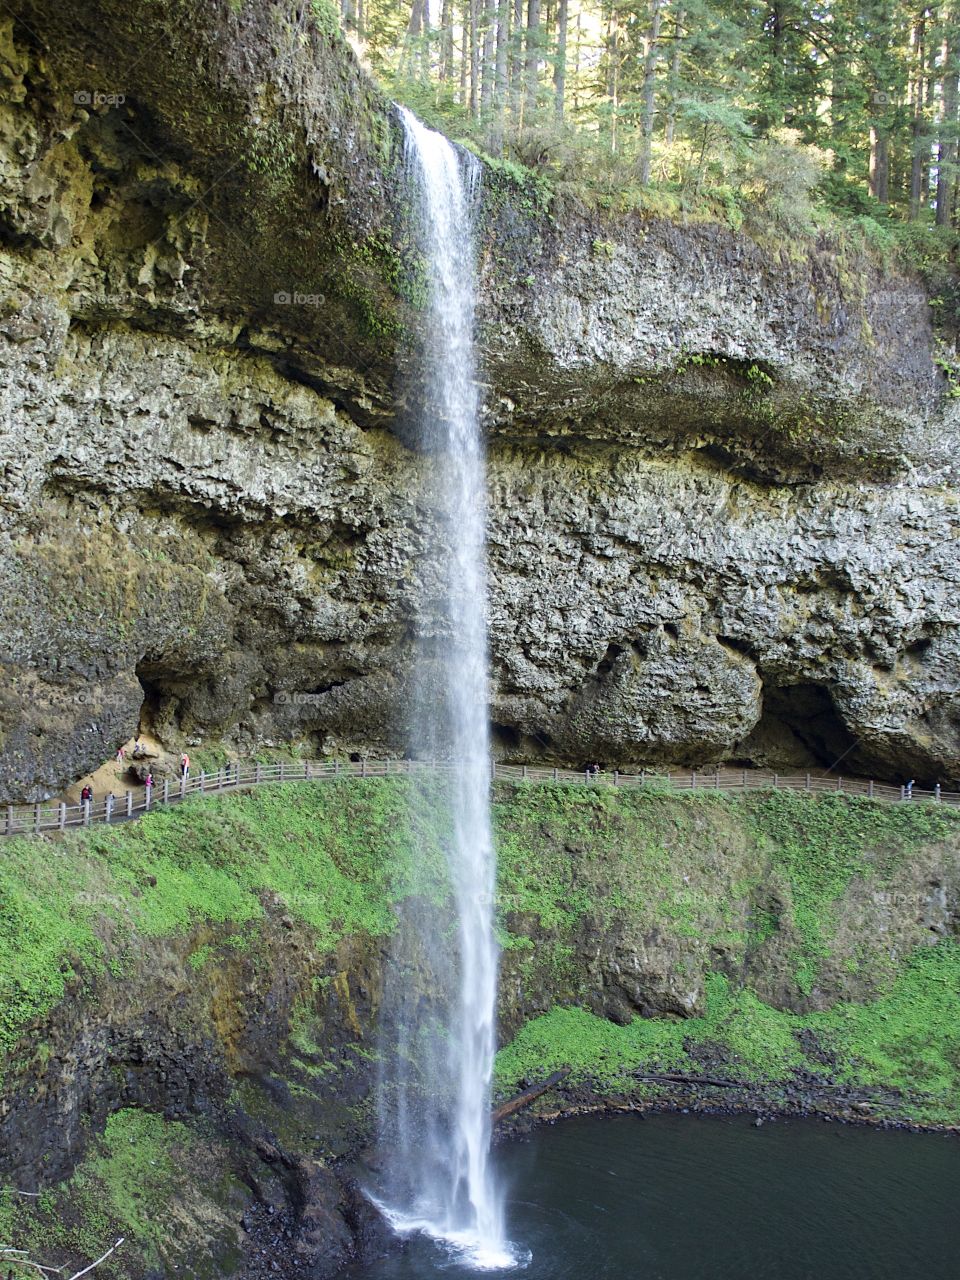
[352,1112,960,1278]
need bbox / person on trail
[116,746,125,765]
[144,772,153,791]
[906,778,915,799]
[180,752,190,779]
[80,785,93,805]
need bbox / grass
[10,1110,247,1278]
[496,944,960,1125]
[0,778,452,1060]
[1,776,958,1116]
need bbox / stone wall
[0,1,958,799]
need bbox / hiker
[80,785,93,805]
[116,745,125,765]
[180,752,190,778]
[144,772,154,792]
[906,778,915,799]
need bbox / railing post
[5,805,12,835]
[742,768,747,789]
[900,784,905,801]
[361,758,367,777]
[304,761,309,780]
[59,802,66,831]
[936,783,942,803]
[837,777,842,792]
[805,773,811,791]
[218,767,224,791]
[614,770,619,786]
[868,779,874,798]
[83,799,91,827]
[522,764,528,780]
[255,761,263,784]
[773,772,779,788]
[715,767,720,789]
[199,771,206,794]
[144,786,151,811]
[33,803,40,834]
[691,769,697,789]
[553,767,558,781]
[105,795,113,823]
[163,779,170,805]
[126,790,133,817]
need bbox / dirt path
[63,730,167,804]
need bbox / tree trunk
[664,2,683,146]
[440,0,454,80]
[495,0,510,115]
[638,0,663,184]
[399,0,425,80]
[870,126,889,204]
[481,0,497,112]
[525,0,541,117]
[469,0,480,116]
[909,14,926,218]
[460,0,470,104]
[553,0,567,118]
[606,2,620,152]
[937,19,959,226]
[510,0,524,120]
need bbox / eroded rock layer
[1,1,958,799]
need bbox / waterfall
[373,107,513,1269]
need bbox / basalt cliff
[1,0,959,802]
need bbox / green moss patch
[0,778,452,1058]
[6,1110,246,1279]
[496,943,960,1126]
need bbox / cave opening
[135,659,189,747]
[736,681,862,773]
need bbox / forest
[339,0,960,262]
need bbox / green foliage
[6,1109,246,1275]
[0,779,454,1059]
[2,776,959,1130]
[748,791,954,989]
[497,944,960,1123]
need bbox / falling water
[373,107,512,1269]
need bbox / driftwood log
[491,1069,570,1124]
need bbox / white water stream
[373,108,514,1269]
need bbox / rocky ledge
[0,0,958,800]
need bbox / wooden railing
[1,759,957,838]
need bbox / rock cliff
[1,0,958,801]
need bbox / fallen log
[633,1072,744,1088]
[492,1069,571,1124]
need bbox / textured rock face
[0,2,959,798]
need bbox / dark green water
[352,1113,960,1278]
